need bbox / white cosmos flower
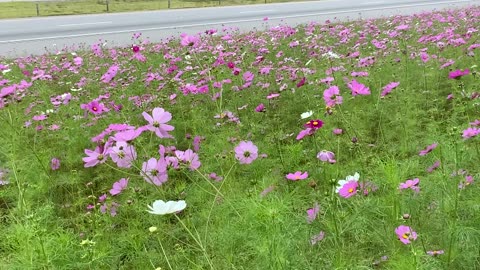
[147,200,187,215]
[301,111,313,119]
[1,69,11,75]
[335,172,360,193]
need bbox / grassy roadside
[0,0,294,19]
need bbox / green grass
[0,5,480,270]
[0,0,296,19]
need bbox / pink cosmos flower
[141,158,168,186]
[180,33,199,47]
[142,108,174,138]
[462,127,480,139]
[296,128,315,140]
[395,225,417,245]
[306,202,319,223]
[338,181,358,198]
[296,77,306,88]
[234,141,258,164]
[255,103,265,112]
[110,141,137,168]
[310,231,325,245]
[193,136,202,152]
[427,160,441,173]
[419,143,438,156]
[323,85,343,107]
[348,79,370,96]
[208,173,223,182]
[175,149,201,170]
[317,151,336,164]
[286,171,308,181]
[448,69,469,79]
[381,82,400,97]
[85,100,107,115]
[50,158,60,170]
[266,93,280,99]
[333,128,343,135]
[399,178,420,192]
[82,144,110,167]
[458,175,474,189]
[110,178,128,196]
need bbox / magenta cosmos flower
[448,69,469,79]
[234,141,258,164]
[85,100,107,115]
[286,171,308,181]
[304,119,323,130]
[141,158,168,186]
[348,79,370,96]
[338,181,358,198]
[142,108,174,138]
[395,225,417,244]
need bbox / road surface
[0,0,478,57]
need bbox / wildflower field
[0,5,479,270]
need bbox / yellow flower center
[402,233,409,239]
[348,188,354,193]
[313,121,318,126]
[295,175,300,180]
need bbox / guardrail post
[168,0,170,8]
[106,0,109,12]
[36,3,40,16]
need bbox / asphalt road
[0,0,478,57]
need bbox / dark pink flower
[304,119,323,130]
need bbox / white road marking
[239,9,275,14]
[0,0,473,44]
[361,1,385,4]
[58,21,113,27]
